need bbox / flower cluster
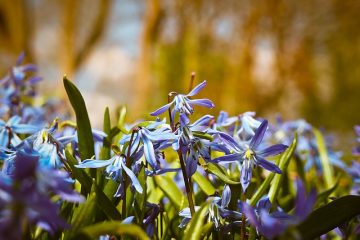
[0,54,359,239]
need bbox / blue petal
[258,144,288,157]
[240,163,252,191]
[249,120,268,149]
[141,134,157,169]
[122,162,143,193]
[12,124,40,134]
[150,102,173,116]
[188,99,215,108]
[187,80,207,96]
[242,203,260,229]
[122,216,135,224]
[7,115,22,125]
[212,153,242,164]
[221,185,231,208]
[255,156,282,174]
[75,157,115,168]
[0,129,9,147]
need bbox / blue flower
[213,120,287,191]
[0,115,40,148]
[150,80,215,126]
[76,146,143,197]
[0,145,83,238]
[179,185,241,229]
[243,178,316,239]
[119,122,177,172]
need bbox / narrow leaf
[154,175,184,210]
[206,162,240,185]
[313,128,334,189]
[268,134,297,204]
[79,221,148,240]
[184,199,211,240]
[63,77,95,160]
[296,195,360,239]
[192,172,216,195]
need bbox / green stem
[122,128,137,219]
[241,192,247,240]
[178,151,196,215]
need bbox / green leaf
[65,149,92,194]
[192,131,214,141]
[79,221,149,240]
[205,162,240,185]
[313,128,334,189]
[192,172,216,195]
[268,134,298,204]
[249,173,275,207]
[134,164,147,222]
[99,107,111,160]
[184,199,211,240]
[295,195,360,239]
[63,77,95,160]
[154,175,185,210]
[65,190,97,239]
[315,177,340,207]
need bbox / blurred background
[0,0,359,132]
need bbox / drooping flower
[213,120,287,191]
[179,185,242,229]
[119,122,177,172]
[243,178,316,239]
[75,145,143,197]
[150,80,215,126]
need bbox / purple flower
[243,178,316,239]
[119,122,177,172]
[0,115,40,148]
[179,185,241,229]
[213,120,287,191]
[76,146,143,197]
[0,145,83,238]
[150,80,215,126]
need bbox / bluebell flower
[150,80,215,126]
[213,120,286,191]
[179,185,241,229]
[0,53,41,116]
[237,112,262,140]
[0,115,40,148]
[76,146,143,197]
[119,123,177,172]
[0,145,83,238]
[243,178,316,239]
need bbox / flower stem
[178,151,196,215]
[167,92,195,216]
[241,192,247,240]
[122,128,137,219]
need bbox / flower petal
[212,153,242,164]
[75,158,115,168]
[258,144,288,157]
[188,99,215,108]
[249,120,268,149]
[141,134,157,169]
[122,162,143,193]
[187,80,207,96]
[150,102,173,116]
[256,156,282,174]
